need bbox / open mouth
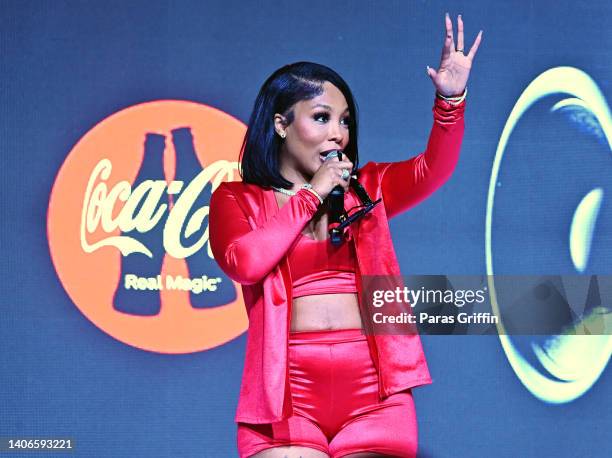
[319,149,342,162]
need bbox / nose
[328,121,346,145]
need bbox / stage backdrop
[2,0,611,457]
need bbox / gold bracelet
[436,87,468,105]
[302,185,324,205]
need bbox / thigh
[329,391,418,458]
[237,417,329,458]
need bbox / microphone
[324,150,348,245]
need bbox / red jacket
[209,96,465,424]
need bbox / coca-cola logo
[48,100,247,353]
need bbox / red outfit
[288,231,358,298]
[237,328,417,458]
[209,96,465,444]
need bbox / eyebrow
[311,103,350,113]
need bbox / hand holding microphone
[310,150,353,245]
[308,151,379,245]
[309,150,353,200]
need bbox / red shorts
[237,328,418,457]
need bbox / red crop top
[287,230,358,298]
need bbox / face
[275,81,351,183]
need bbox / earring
[279,131,286,139]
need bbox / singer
[209,14,482,458]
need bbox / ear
[273,113,287,137]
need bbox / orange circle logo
[47,100,248,353]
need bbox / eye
[341,116,351,127]
[314,112,329,123]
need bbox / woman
[210,14,482,458]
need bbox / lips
[319,149,342,162]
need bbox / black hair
[239,61,359,188]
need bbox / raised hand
[427,13,483,97]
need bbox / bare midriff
[291,293,363,332]
[275,192,363,332]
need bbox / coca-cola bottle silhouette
[113,133,168,316]
[171,127,236,308]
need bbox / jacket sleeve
[209,185,321,285]
[376,96,466,219]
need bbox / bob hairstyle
[239,61,359,189]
